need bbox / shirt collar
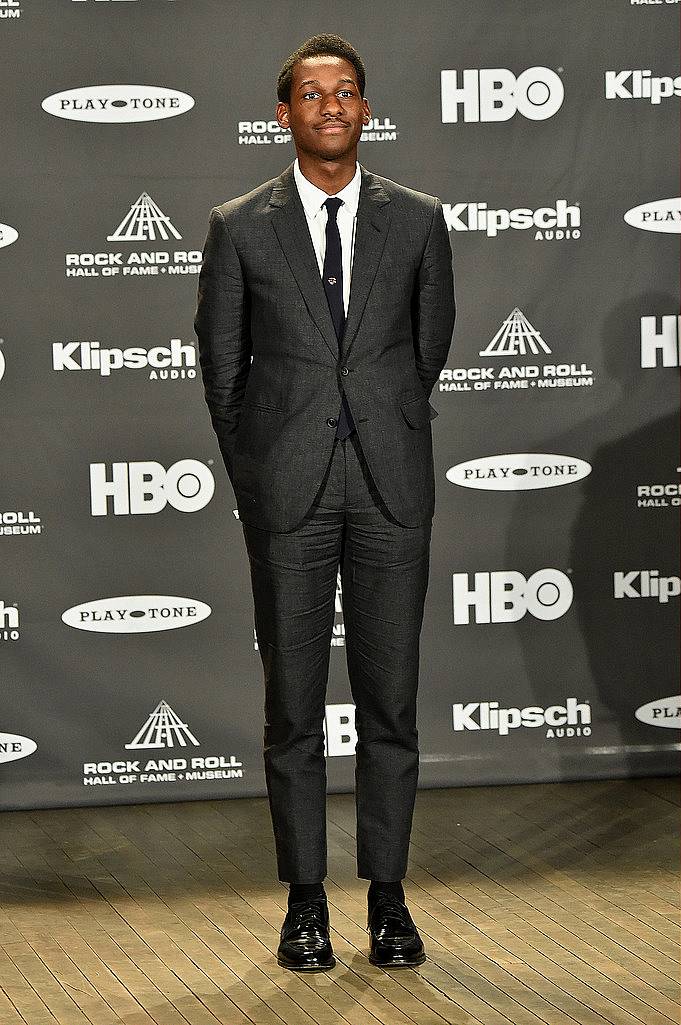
[293,157,362,219]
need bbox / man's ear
[276,101,290,130]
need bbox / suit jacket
[194,161,455,531]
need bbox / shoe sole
[277,957,336,972]
[368,952,427,968]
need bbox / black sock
[288,882,325,907]
[368,879,405,909]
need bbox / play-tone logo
[624,198,681,233]
[0,223,18,249]
[446,454,591,491]
[0,347,5,382]
[0,733,36,763]
[453,569,573,624]
[441,67,564,123]
[62,595,212,633]
[452,697,592,738]
[90,459,215,516]
[635,696,680,728]
[42,85,194,123]
[641,314,680,368]
[442,202,580,240]
[605,70,681,104]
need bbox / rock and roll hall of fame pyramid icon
[480,307,552,357]
[107,192,182,243]
[125,699,199,749]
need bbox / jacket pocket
[399,395,437,429]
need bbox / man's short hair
[277,34,366,104]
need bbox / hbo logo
[441,67,564,123]
[323,704,357,758]
[453,569,573,625]
[90,460,214,516]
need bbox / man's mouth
[316,122,349,133]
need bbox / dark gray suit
[195,161,455,882]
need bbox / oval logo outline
[61,595,212,633]
[0,733,37,763]
[446,453,592,491]
[634,695,681,729]
[0,224,19,249]
[623,198,681,234]
[41,85,195,123]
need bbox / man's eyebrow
[297,77,357,90]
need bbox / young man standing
[195,34,455,971]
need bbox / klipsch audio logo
[52,337,196,380]
[42,85,193,123]
[0,223,18,249]
[90,460,215,516]
[83,700,244,787]
[0,0,22,20]
[440,308,595,394]
[65,193,201,279]
[0,600,19,641]
[237,113,398,146]
[62,596,212,633]
[453,569,573,625]
[613,570,680,603]
[1,510,42,537]
[641,314,680,367]
[624,198,681,233]
[635,696,680,728]
[605,70,681,104]
[0,733,36,763]
[452,697,592,739]
[441,67,564,123]
[442,203,580,240]
[446,454,591,490]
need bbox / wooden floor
[0,777,678,1025]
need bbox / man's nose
[320,93,343,116]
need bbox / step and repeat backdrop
[1,0,679,811]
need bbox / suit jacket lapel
[266,161,392,364]
[267,163,338,362]
[342,166,391,361]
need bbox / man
[194,33,455,972]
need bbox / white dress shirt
[293,157,361,317]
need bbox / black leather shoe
[277,897,335,971]
[367,895,427,968]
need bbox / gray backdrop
[1,0,679,811]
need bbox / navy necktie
[322,197,355,440]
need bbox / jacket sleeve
[412,198,456,405]
[193,206,252,482]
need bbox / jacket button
[326,417,337,428]
[340,366,349,376]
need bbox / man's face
[277,55,371,162]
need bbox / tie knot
[324,196,343,220]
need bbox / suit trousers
[241,430,432,883]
